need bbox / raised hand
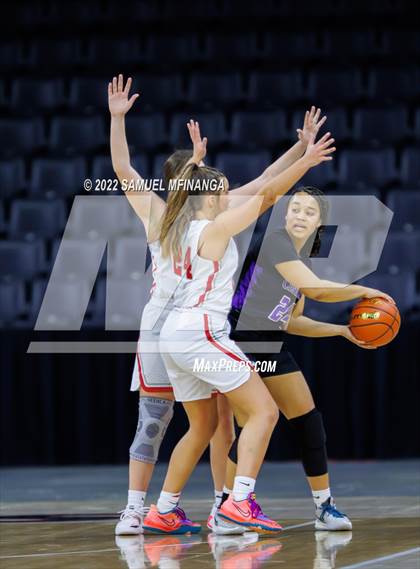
[297,106,327,146]
[303,131,336,167]
[108,74,139,117]
[341,325,377,349]
[187,119,208,163]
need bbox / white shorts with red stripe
[159,310,252,402]
[130,301,173,392]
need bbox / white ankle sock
[157,491,181,513]
[232,476,255,502]
[214,489,223,508]
[312,488,331,509]
[127,490,146,510]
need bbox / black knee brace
[289,408,328,477]
[227,424,242,464]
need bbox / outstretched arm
[229,107,327,198]
[199,132,335,259]
[274,260,395,305]
[109,74,165,237]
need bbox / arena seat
[169,112,226,148]
[307,68,363,104]
[30,157,86,197]
[11,78,65,111]
[9,199,67,239]
[0,278,25,325]
[215,151,271,186]
[0,159,25,199]
[386,190,420,232]
[338,148,397,189]
[367,67,419,101]
[353,107,408,144]
[124,114,167,151]
[0,118,44,156]
[49,116,105,153]
[248,71,303,105]
[188,72,243,107]
[230,111,287,149]
[0,240,45,279]
[400,147,420,187]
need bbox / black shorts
[229,324,301,379]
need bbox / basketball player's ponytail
[160,164,226,258]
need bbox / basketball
[349,297,401,347]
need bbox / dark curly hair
[288,186,329,257]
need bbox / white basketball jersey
[171,219,239,318]
[148,239,178,308]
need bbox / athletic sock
[220,486,231,507]
[312,488,331,509]
[214,489,223,508]
[127,490,146,510]
[157,491,181,513]
[232,476,255,502]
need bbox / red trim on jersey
[203,314,254,369]
[136,352,173,393]
[194,261,219,307]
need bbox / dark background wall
[0,0,419,465]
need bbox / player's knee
[261,401,280,428]
[289,408,327,477]
[129,397,174,464]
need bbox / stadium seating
[11,79,65,111]
[133,74,183,110]
[170,112,226,148]
[400,147,420,187]
[359,271,416,313]
[307,68,363,104]
[353,107,408,144]
[0,240,45,280]
[386,190,420,232]
[124,114,167,151]
[0,159,25,199]
[338,148,397,189]
[49,116,105,153]
[30,157,86,197]
[248,71,303,105]
[0,119,44,157]
[230,111,288,149]
[215,151,271,186]
[188,73,243,107]
[367,67,419,102]
[372,230,420,274]
[9,199,66,239]
[0,278,25,325]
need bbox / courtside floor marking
[339,547,420,568]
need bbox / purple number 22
[268,294,293,324]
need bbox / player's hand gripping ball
[349,297,400,347]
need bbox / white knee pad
[129,397,174,464]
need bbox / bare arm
[109,74,165,237]
[229,107,326,198]
[275,260,395,304]
[199,132,335,259]
[287,296,376,348]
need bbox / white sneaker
[314,498,352,531]
[115,505,149,536]
[314,530,353,569]
[207,504,245,535]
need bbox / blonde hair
[159,163,225,257]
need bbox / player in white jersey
[143,130,336,534]
[109,74,330,535]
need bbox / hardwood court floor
[1,461,419,568]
